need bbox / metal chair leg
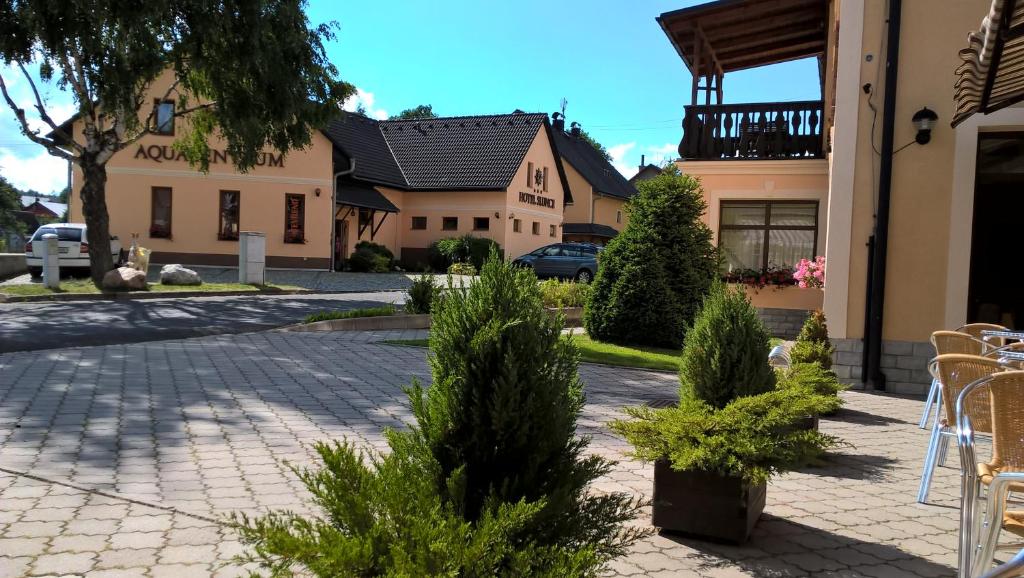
[962,467,979,578]
[919,422,945,504]
[975,487,1008,577]
[921,378,939,429]
[940,433,953,467]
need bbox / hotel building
[659,0,1021,394]
[67,73,635,271]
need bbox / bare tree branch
[16,61,83,153]
[0,72,73,161]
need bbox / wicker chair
[956,370,1024,577]
[962,323,1011,347]
[919,354,1005,505]
[921,332,995,429]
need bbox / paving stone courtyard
[0,329,967,577]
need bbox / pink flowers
[793,256,825,289]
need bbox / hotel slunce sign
[134,144,285,168]
[518,191,555,209]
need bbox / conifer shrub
[790,310,836,369]
[611,388,840,485]
[233,248,644,575]
[405,273,440,314]
[679,283,776,409]
[584,167,717,349]
[776,362,844,413]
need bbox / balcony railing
[680,101,824,161]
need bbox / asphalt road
[0,291,406,353]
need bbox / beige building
[67,74,631,271]
[659,0,1014,394]
[553,115,638,244]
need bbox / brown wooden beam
[717,38,824,63]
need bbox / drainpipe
[864,0,903,391]
[329,159,356,272]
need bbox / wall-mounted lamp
[508,213,516,220]
[912,107,938,145]
[314,187,322,197]
[494,211,500,219]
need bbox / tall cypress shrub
[234,249,644,575]
[408,249,643,556]
[679,283,776,409]
[584,167,717,348]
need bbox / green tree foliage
[0,0,352,285]
[0,175,26,237]
[234,252,645,574]
[584,167,718,348]
[679,283,776,409]
[790,311,835,369]
[390,104,437,120]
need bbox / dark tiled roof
[336,182,400,213]
[380,113,546,189]
[629,164,663,184]
[323,112,555,191]
[563,222,620,238]
[321,115,408,188]
[552,130,637,200]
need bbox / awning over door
[335,183,399,241]
[953,0,1024,126]
[336,183,399,213]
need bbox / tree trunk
[78,155,115,287]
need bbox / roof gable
[380,113,545,190]
[323,112,555,191]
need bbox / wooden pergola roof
[657,0,829,77]
[953,0,1024,126]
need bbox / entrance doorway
[968,133,1024,326]
[334,219,348,271]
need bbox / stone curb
[279,313,433,332]
[0,287,322,303]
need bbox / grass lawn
[0,279,302,297]
[382,334,786,373]
[303,305,396,324]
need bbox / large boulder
[160,264,202,286]
[102,267,148,291]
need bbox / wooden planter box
[652,460,766,544]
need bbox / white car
[25,224,122,278]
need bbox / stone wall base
[832,338,933,396]
[756,308,810,340]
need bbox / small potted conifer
[611,284,839,544]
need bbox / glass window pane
[767,229,815,268]
[719,229,764,271]
[721,203,766,226]
[157,102,174,134]
[769,203,816,227]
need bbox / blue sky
[0,0,820,194]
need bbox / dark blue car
[512,242,602,283]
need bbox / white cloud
[643,143,678,166]
[0,148,68,194]
[607,142,638,178]
[343,88,388,120]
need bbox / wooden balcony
[680,101,825,161]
